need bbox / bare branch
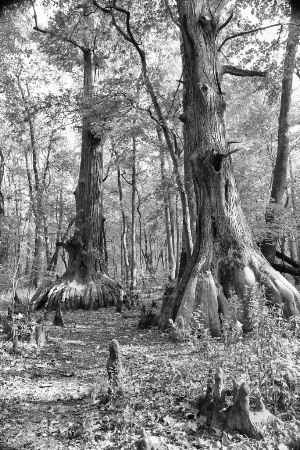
[276,250,300,268]
[218,10,234,32]
[272,263,300,276]
[220,64,267,78]
[163,0,180,28]
[218,23,282,52]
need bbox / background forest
[1,0,299,292]
[2,0,300,449]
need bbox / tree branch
[93,0,145,61]
[218,10,234,32]
[31,0,86,52]
[276,250,300,268]
[163,0,180,28]
[221,65,267,78]
[272,263,300,276]
[218,23,282,53]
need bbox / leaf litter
[0,302,300,449]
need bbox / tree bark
[160,0,300,333]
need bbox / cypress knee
[106,339,123,391]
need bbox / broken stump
[197,368,280,440]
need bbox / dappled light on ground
[1,300,300,449]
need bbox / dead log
[106,339,123,391]
[197,368,281,440]
[53,303,64,326]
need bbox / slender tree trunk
[160,0,300,333]
[117,168,130,283]
[131,136,137,289]
[261,4,300,265]
[44,213,50,267]
[175,193,180,279]
[157,128,176,280]
[0,149,7,265]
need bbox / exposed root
[31,274,119,311]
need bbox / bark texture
[160,0,300,332]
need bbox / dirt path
[0,305,207,449]
[1,303,300,449]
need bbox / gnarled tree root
[30,274,120,311]
[197,368,281,440]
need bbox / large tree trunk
[160,0,300,333]
[31,47,119,310]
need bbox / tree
[159,0,300,333]
[261,3,300,274]
[31,1,120,310]
[93,0,194,279]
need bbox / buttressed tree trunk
[160,0,300,334]
[31,4,119,310]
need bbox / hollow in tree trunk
[160,0,300,333]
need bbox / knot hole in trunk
[212,153,224,172]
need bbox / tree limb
[221,65,267,78]
[275,250,300,268]
[218,10,234,32]
[163,0,180,28]
[272,263,300,276]
[31,0,86,53]
[218,23,282,52]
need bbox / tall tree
[31,1,119,310]
[93,0,194,278]
[131,135,137,289]
[159,0,300,333]
[261,3,300,274]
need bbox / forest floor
[1,292,300,450]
